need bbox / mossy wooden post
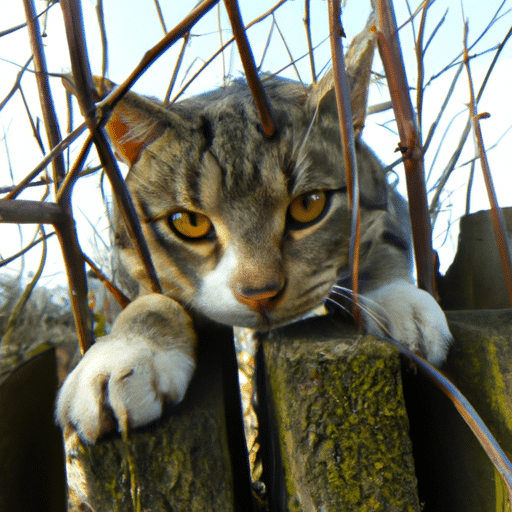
[440,207,512,310]
[63,325,253,512]
[405,309,512,512]
[257,316,420,512]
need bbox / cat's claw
[362,281,452,365]
[56,337,196,443]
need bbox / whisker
[328,285,393,339]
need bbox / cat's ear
[64,76,190,166]
[94,77,190,166]
[307,17,376,138]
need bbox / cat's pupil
[302,194,316,210]
[188,213,199,226]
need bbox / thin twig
[257,17,275,71]
[164,32,191,104]
[0,56,33,112]
[463,21,512,306]
[2,227,48,347]
[19,86,46,154]
[328,0,361,324]
[95,0,109,80]
[83,253,131,309]
[0,232,56,268]
[96,0,220,113]
[303,0,317,83]
[0,1,57,38]
[56,133,94,204]
[273,15,303,84]
[153,0,167,33]
[429,23,512,217]
[415,0,432,135]
[171,0,288,103]
[3,123,87,200]
[224,0,275,138]
[22,0,66,192]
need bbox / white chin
[201,307,263,328]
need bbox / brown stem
[23,0,66,192]
[171,0,288,103]
[0,199,64,225]
[224,0,275,138]
[164,32,191,104]
[2,227,48,348]
[463,23,512,307]
[53,214,94,354]
[303,0,317,83]
[3,123,87,201]
[98,0,220,112]
[328,0,361,322]
[375,0,435,296]
[0,57,33,111]
[83,254,131,309]
[60,0,162,295]
[0,199,94,352]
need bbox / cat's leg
[342,202,452,365]
[56,294,196,443]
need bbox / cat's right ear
[63,76,184,166]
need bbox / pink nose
[233,284,282,312]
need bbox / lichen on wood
[258,316,420,512]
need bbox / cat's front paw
[363,281,452,365]
[56,337,196,443]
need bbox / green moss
[263,327,419,510]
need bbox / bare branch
[463,21,512,307]
[61,0,163,297]
[3,123,87,200]
[224,0,275,138]
[83,253,131,309]
[153,0,167,33]
[0,57,33,112]
[2,227,48,347]
[303,0,317,83]
[375,0,435,297]
[95,0,109,80]
[22,0,66,191]
[171,0,288,103]
[328,0,361,321]
[0,199,64,225]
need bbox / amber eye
[289,191,327,225]
[170,210,213,239]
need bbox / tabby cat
[56,72,452,443]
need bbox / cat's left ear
[63,76,189,166]
[306,17,376,139]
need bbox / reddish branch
[224,0,276,138]
[463,23,512,307]
[22,0,66,189]
[60,0,163,302]
[375,0,435,296]
[327,0,361,322]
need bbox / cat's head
[96,74,387,329]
